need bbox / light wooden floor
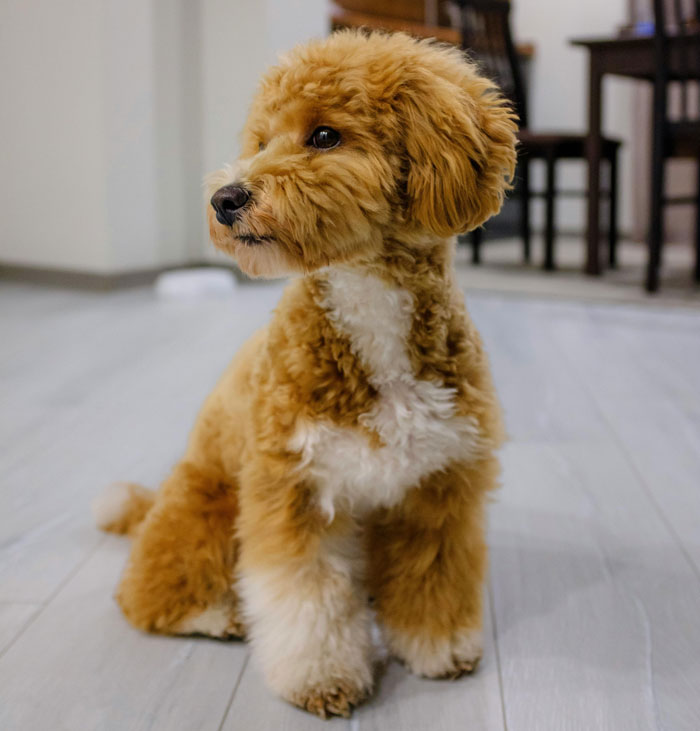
[1,279,699,730]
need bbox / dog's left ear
[399,49,518,237]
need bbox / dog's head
[207,31,517,278]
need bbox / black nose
[210,185,250,226]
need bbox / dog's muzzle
[211,185,250,226]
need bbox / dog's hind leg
[114,460,244,639]
[367,458,497,678]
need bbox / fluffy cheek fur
[206,163,301,279]
[207,205,298,279]
[206,144,395,278]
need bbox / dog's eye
[258,141,265,152]
[308,126,340,150]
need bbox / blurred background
[1,4,700,730]
[0,0,328,280]
[1,0,697,297]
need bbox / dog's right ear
[398,45,518,238]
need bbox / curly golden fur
[95,30,517,718]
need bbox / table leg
[520,157,531,263]
[695,160,700,283]
[608,149,619,268]
[544,151,557,271]
[586,59,603,275]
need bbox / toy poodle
[94,30,517,718]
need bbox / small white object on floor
[154,268,237,299]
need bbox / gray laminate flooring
[1,279,699,730]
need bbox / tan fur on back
[98,30,517,719]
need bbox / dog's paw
[176,603,246,640]
[272,652,373,718]
[289,680,369,719]
[386,626,483,679]
[437,653,481,680]
[223,615,247,639]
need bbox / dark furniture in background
[330,1,535,55]
[455,0,621,270]
[647,0,700,291]
[573,6,700,291]
[331,0,463,44]
[330,1,536,246]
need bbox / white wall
[0,0,327,273]
[513,0,635,235]
[0,0,111,271]
[200,0,327,173]
[1,0,642,273]
[101,0,161,271]
[199,0,327,262]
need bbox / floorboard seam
[605,424,700,583]
[548,323,700,587]
[216,651,250,731]
[0,534,107,662]
[558,442,666,731]
[487,577,509,731]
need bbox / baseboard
[0,261,242,291]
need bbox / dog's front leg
[236,463,373,718]
[367,459,497,678]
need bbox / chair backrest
[452,0,527,127]
[652,0,700,120]
[335,0,449,26]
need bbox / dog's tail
[92,482,155,537]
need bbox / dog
[93,30,517,718]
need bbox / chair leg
[646,81,665,293]
[544,152,556,271]
[520,158,531,263]
[471,227,482,265]
[646,174,664,292]
[608,149,619,269]
[695,159,700,283]
[646,158,664,293]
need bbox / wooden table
[572,34,700,276]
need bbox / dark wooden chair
[454,0,621,270]
[331,0,464,45]
[646,0,700,292]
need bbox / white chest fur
[288,269,481,520]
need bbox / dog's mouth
[235,233,275,246]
